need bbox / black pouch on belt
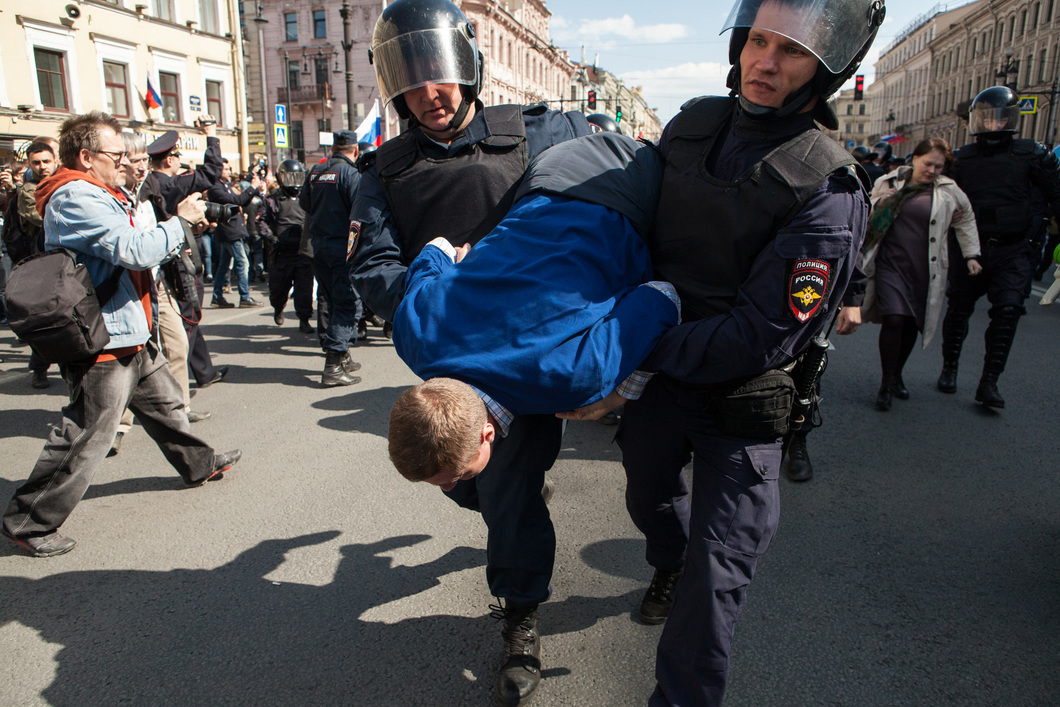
[709,369,796,439]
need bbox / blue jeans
[198,233,213,277]
[213,239,250,301]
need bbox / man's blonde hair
[388,378,487,482]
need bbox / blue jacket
[43,179,185,350]
[300,152,360,248]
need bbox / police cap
[333,130,359,146]
[146,130,181,159]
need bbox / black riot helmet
[969,86,1020,139]
[357,141,378,155]
[851,145,877,162]
[368,0,483,131]
[276,159,306,197]
[586,113,621,134]
[872,140,893,163]
[723,0,886,129]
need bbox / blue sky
[544,0,949,122]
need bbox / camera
[203,201,239,222]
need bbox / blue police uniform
[350,102,591,606]
[618,100,868,706]
[300,152,363,353]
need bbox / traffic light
[854,74,864,101]
[616,104,622,123]
[587,90,596,110]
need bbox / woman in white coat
[862,138,982,411]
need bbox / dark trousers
[313,241,362,353]
[268,250,314,322]
[3,343,216,538]
[444,414,562,605]
[183,273,219,386]
[618,378,781,707]
[28,349,51,375]
[946,236,1036,312]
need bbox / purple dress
[875,188,932,329]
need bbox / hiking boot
[937,364,958,394]
[975,374,1005,409]
[491,600,542,706]
[341,351,362,375]
[322,352,361,387]
[639,568,683,625]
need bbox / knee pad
[988,303,1025,320]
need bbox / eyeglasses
[94,150,128,165]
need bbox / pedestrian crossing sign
[1019,96,1037,114]
[274,124,289,148]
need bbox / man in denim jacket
[2,112,243,558]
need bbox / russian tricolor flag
[145,76,162,110]
[355,100,383,147]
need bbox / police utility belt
[663,369,796,439]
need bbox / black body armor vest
[274,195,306,250]
[375,104,529,261]
[953,139,1037,241]
[652,97,856,321]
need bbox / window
[287,59,300,90]
[314,57,328,87]
[313,10,326,39]
[199,0,219,34]
[859,103,866,115]
[35,48,68,111]
[845,121,852,132]
[1042,50,1049,82]
[285,12,297,42]
[155,0,174,22]
[290,119,305,162]
[103,61,129,117]
[858,124,864,134]
[846,104,853,115]
[317,118,331,132]
[205,79,223,126]
[159,70,181,123]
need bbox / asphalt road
[1,278,1057,706]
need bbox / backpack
[4,248,125,364]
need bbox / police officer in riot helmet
[263,159,315,333]
[586,113,621,134]
[852,144,884,189]
[275,158,305,197]
[937,85,1060,408]
[350,0,592,704]
[612,0,883,702]
[873,139,893,167]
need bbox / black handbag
[4,248,125,364]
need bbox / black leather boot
[976,306,1022,409]
[491,601,542,706]
[937,304,972,393]
[781,431,813,482]
[321,352,361,387]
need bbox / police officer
[937,86,1060,408]
[613,0,882,703]
[349,0,591,703]
[300,130,363,387]
[852,144,884,190]
[263,159,314,333]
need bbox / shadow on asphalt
[0,531,642,704]
[312,385,407,437]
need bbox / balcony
[277,83,332,105]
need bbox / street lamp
[339,2,356,130]
[997,47,1019,91]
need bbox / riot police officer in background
[263,159,314,333]
[608,0,881,702]
[300,131,363,387]
[853,144,884,190]
[349,0,592,703]
[938,86,1060,408]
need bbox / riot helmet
[357,141,378,155]
[368,0,483,131]
[586,113,621,134]
[276,159,306,197]
[969,86,1020,138]
[851,145,877,162]
[723,0,886,128]
[873,140,893,163]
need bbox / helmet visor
[278,170,303,189]
[722,0,880,74]
[969,102,1019,135]
[373,27,478,106]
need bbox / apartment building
[0,0,248,166]
[824,88,874,151]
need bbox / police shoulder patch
[788,259,829,322]
[347,221,361,260]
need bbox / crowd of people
[0,0,1057,704]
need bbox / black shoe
[975,376,1005,409]
[875,386,892,411]
[203,275,214,284]
[782,433,813,482]
[31,370,50,389]
[891,375,909,400]
[3,529,76,558]
[239,297,263,308]
[274,309,285,326]
[107,431,124,457]
[357,320,368,341]
[937,364,958,394]
[491,601,542,706]
[191,449,242,486]
[211,297,235,309]
[341,351,362,374]
[322,352,361,387]
[187,410,211,423]
[299,319,314,334]
[383,321,393,340]
[639,568,683,625]
[198,366,229,389]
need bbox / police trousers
[618,377,781,707]
[313,240,362,353]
